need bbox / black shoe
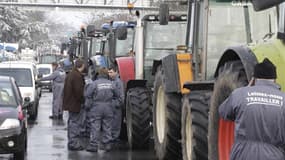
[68,146,84,151]
[100,144,111,152]
[86,145,98,152]
[49,115,56,119]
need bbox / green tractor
[170,0,285,160]
[208,1,285,160]
[131,0,285,160]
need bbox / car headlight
[0,119,20,130]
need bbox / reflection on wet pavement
[0,91,157,160]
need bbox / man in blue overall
[219,58,285,160]
[108,66,124,144]
[38,62,66,119]
[85,67,119,152]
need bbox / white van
[36,64,53,92]
[0,61,40,120]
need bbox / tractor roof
[101,21,136,30]
[142,14,187,22]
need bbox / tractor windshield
[144,21,187,66]
[116,28,135,57]
[206,3,277,78]
[39,54,61,64]
[89,38,103,56]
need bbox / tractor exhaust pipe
[135,11,144,79]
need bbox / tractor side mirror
[117,26,128,40]
[159,3,169,25]
[87,25,96,37]
[252,0,285,11]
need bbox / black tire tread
[208,60,247,160]
[153,65,182,160]
[127,87,151,149]
[182,90,211,160]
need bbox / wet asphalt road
[0,90,157,160]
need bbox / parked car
[0,76,30,160]
[0,61,40,121]
[36,64,53,92]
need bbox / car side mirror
[24,97,30,102]
[38,74,43,79]
[22,97,30,109]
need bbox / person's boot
[49,115,56,119]
[86,145,98,152]
[68,145,84,151]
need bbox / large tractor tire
[181,90,212,160]
[208,60,248,160]
[126,87,151,149]
[153,67,182,160]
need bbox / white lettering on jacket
[246,92,283,107]
[97,83,112,90]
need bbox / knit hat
[254,58,277,79]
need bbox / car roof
[36,64,52,68]
[2,60,36,65]
[0,75,13,82]
[0,61,35,69]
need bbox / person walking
[38,62,66,119]
[63,59,85,151]
[108,66,124,143]
[85,67,119,152]
[219,58,285,160]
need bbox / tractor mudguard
[161,54,193,94]
[214,45,258,81]
[116,57,135,87]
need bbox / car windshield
[0,68,33,87]
[0,82,17,106]
[38,68,51,75]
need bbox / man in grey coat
[38,62,66,119]
[108,66,124,143]
[85,67,119,152]
[219,58,285,160]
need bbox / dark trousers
[111,106,122,141]
[89,104,113,149]
[68,111,82,148]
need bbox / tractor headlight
[0,119,20,130]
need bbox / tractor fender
[116,57,135,87]
[115,57,147,91]
[214,45,258,81]
[152,60,162,75]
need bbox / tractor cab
[101,21,136,62]
[67,26,108,80]
[135,14,187,87]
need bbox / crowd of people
[38,59,124,153]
